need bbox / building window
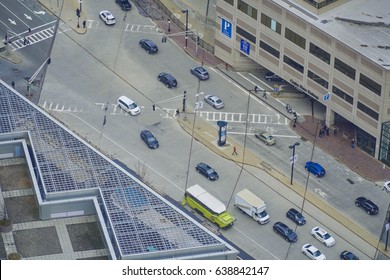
[303,0,339,9]
[334,58,356,80]
[359,74,382,96]
[332,86,353,104]
[223,0,234,5]
[285,28,306,49]
[357,102,379,121]
[237,0,257,20]
[236,26,256,44]
[261,13,281,34]
[357,127,376,157]
[283,55,304,73]
[308,70,328,89]
[259,41,280,58]
[309,43,330,64]
[379,121,390,166]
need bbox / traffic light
[152,104,156,111]
[254,85,259,93]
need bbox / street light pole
[182,9,188,48]
[289,142,300,185]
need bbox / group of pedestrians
[318,124,331,138]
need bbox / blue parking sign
[221,18,232,38]
[240,39,250,55]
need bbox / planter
[7,252,22,260]
[0,219,13,233]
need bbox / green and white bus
[183,184,235,229]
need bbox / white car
[204,95,224,109]
[311,226,335,247]
[301,244,326,260]
[99,11,116,25]
[384,181,390,193]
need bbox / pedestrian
[11,81,15,88]
[326,127,330,136]
[262,90,267,99]
[175,108,180,117]
[232,146,238,156]
[28,28,31,35]
[23,37,27,45]
[351,138,355,148]
[83,20,86,28]
[333,128,337,136]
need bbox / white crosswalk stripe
[7,26,55,51]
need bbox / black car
[264,71,284,82]
[158,72,177,88]
[140,130,159,149]
[355,197,379,215]
[116,0,131,10]
[286,208,306,225]
[139,39,158,54]
[340,250,359,260]
[273,222,297,242]
[190,66,209,80]
[195,162,219,181]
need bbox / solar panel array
[0,83,227,259]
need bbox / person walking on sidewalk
[262,90,267,99]
[232,146,238,155]
[351,138,355,148]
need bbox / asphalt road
[32,0,389,260]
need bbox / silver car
[255,131,276,145]
[204,95,224,109]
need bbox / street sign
[323,93,331,101]
[240,39,250,55]
[290,154,298,165]
[221,18,232,38]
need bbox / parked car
[305,161,326,177]
[116,0,131,10]
[286,208,306,225]
[190,66,209,80]
[311,226,335,247]
[340,250,359,260]
[273,222,297,242]
[204,95,224,109]
[140,130,159,149]
[195,162,219,181]
[301,244,326,260]
[255,131,276,145]
[99,11,116,25]
[355,197,379,215]
[139,39,158,54]
[265,71,284,82]
[383,181,390,193]
[158,72,177,88]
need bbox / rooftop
[275,0,390,70]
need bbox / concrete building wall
[214,0,390,160]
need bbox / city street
[31,0,390,260]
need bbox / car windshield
[206,169,214,174]
[258,211,268,218]
[147,136,155,142]
[129,103,138,109]
[313,250,321,257]
[323,233,331,239]
[215,99,222,104]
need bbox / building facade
[214,0,390,166]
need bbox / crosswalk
[41,102,289,125]
[6,26,55,51]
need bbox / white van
[117,96,141,116]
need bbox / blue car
[305,161,325,177]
